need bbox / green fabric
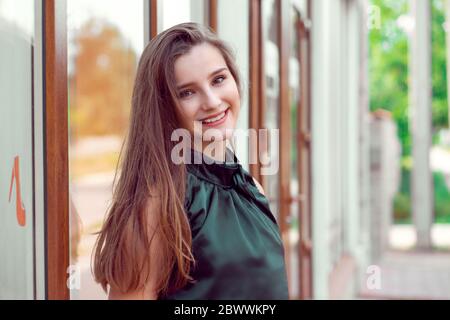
[162,148,289,300]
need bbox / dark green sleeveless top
[162,149,289,300]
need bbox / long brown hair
[92,22,242,297]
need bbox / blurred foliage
[434,170,450,222]
[371,0,450,223]
[370,0,411,155]
[432,0,449,131]
[370,0,449,157]
[393,193,411,223]
[69,18,137,140]
[394,166,450,223]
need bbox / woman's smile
[199,107,230,127]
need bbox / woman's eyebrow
[176,67,228,90]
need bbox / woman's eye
[179,90,194,99]
[213,75,226,85]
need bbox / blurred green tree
[370,0,448,156]
[370,0,450,223]
[370,0,410,155]
[431,0,449,131]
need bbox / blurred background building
[1,0,450,300]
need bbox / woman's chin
[202,125,235,141]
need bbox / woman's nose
[201,88,222,110]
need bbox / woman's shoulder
[251,177,265,196]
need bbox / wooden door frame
[43,0,69,300]
[249,0,263,182]
[208,0,218,32]
[296,3,313,300]
[150,0,158,39]
[278,0,291,238]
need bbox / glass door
[67,0,145,299]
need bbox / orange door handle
[8,156,26,227]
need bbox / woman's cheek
[186,105,202,133]
[227,83,240,106]
[178,101,193,118]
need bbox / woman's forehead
[174,43,227,82]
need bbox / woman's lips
[200,108,229,127]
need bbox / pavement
[359,250,450,300]
[358,225,450,300]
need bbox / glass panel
[217,0,250,169]
[0,0,35,299]
[159,0,208,32]
[262,0,280,219]
[67,0,145,299]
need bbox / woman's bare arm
[108,196,163,300]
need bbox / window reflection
[159,0,208,32]
[67,0,144,300]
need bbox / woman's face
[173,43,241,144]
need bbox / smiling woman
[92,22,289,300]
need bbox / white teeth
[202,110,226,123]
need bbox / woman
[93,22,288,300]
